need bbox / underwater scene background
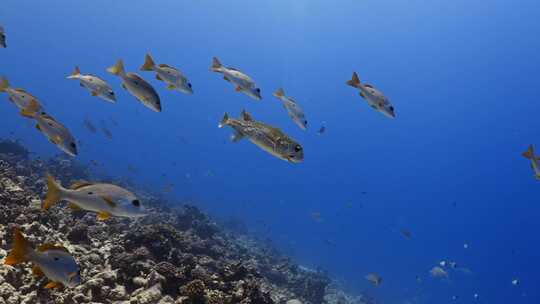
[1,0,540,303]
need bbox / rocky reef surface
[0,140,369,304]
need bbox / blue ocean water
[1,0,540,303]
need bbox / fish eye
[294,145,302,152]
[256,88,260,93]
[132,199,140,207]
[70,142,76,149]
[389,106,394,111]
[87,192,93,195]
[188,83,192,88]
[109,91,115,95]
[54,257,59,261]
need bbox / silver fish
[219,110,303,163]
[43,174,146,220]
[273,88,308,130]
[346,72,395,119]
[211,57,261,101]
[0,77,44,116]
[522,145,540,180]
[5,228,81,289]
[67,66,116,103]
[140,53,193,94]
[107,59,161,112]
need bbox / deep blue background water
[1,1,540,303]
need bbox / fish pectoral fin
[167,84,175,90]
[44,281,63,289]
[32,265,45,277]
[223,76,230,82]
[91,91,98,96]
[97,211,111,221]
[68,202,83,211]
[100,196,117,208]
[121,83,127,90]
[235,86,242,92]
[51,136,62,145]
[230,131,245,143]
[155,74,163,81]
[359,91,366,99]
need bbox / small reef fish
[219,110,303,163]
[83,119,97,134]
[346,72,395,119]
[365,273,382,286]
[107,59,161,112]
[430,266,449,278]
[21,103,78,157]
[67,66,116,103]
[140,53,193,94]
[4,228,81,289]
[522,145,540,180]
[273,88,308,130]
[0,26,6,48]
[210,57,262,101]
[0,77,44,116]
[43,174,146,220]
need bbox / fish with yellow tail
[107,59,161,112]
[4,228,81,289]
[273,88,308,130]
[0,77,44,116]
[210,57,262,101]
[0,26,6,48]
[67,66,116,103]
[522,145,540,180]
[20,103,78,157]
[346,72,395,119]
[43,174,146,220]
[140,53,193,94]
[219,110,303,163]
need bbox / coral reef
[0,144,367,304]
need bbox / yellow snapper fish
[219,110,303,163]
[210,57,261,101]
[140,53,193,94]
[0,77,44,116]
[346,72,395,119]
[67,66,116,103]
[4,228,81,289]
[21,102,78,156]
[43,174,146,220]
[107,59,161,112]
[0,26,6,48]
[522,145,540,180]
[273,88,308,130]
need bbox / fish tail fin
[211,57,223,72]
[140,53,155,71]
[42,174,64,211]
[107,59,125,76]
[522,145,535,159]
[346,72,361,88]
[5,228,32,265]
[0,76,9,92]
[218,113,229,128]
[273,88,285,98]
[67,66,81,79]
[19,99,41,118]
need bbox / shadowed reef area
[0,139,371,304]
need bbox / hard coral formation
[0,142,366,304]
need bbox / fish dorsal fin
[14,88,27,93]
[44,281,63,289]
[364,84,374,88]
[37,243,69,253]
[240,110,253,121]
[158,64,172,68]
[100,196,117,208]
[32,265,45,277]
[97,211,111,221]
[70,181,93,190]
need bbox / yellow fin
[235,86,242,92]
[97,211,111,221]
[91,91,98,96]
[223,76,230,82]
[101,196,117,208]
[4,228,30,266]
[35,124,42,132]
[70,181,93,190]
[346,72,360,88]
[156,74,162,81]
[32,265,45,277]
[273,88,285,98]
[167,84,175,90]
[140,53,155,71]
[50,136,62,145]
[19,99,41,118]
[44,282,63,289]
[0,77,9,92]
[522,145,534,159]
[158,63,171,68]
[107,59,125,76]
[69,66,81,77]
[37,243,69,253]
[43,174,63,211]
[68,202,82,211]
